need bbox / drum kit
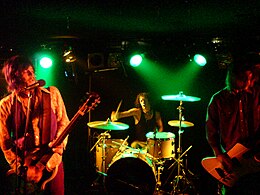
[88,92,200,195]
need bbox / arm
[46,86,70,171]
[111,108,140,123]
[155,111,163,132]
[206,96,233,171]
[0,95,22,173]
[206,96,223,156]
[50,86,70,149]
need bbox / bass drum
[105,149,156,195]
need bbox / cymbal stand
[154,159,166,194]
[90,130,111,184]
[150,132,167,194]
[170,100,196,194]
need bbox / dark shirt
[135,110,157,141]
[206,86,260,155]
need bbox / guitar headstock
[88,92,101,109]
[80,92,101,113]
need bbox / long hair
[134,92,155,108]
[2,55,34,92]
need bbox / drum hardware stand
[169,100,196,195]
[111,136,129,159]
[154,160,168,195]
[90,130,111,186]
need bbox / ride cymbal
[161,91,201,102]
[168,120,194,127]
[87,119,129,130]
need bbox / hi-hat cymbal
[87,119,129,130]
[168,120,194,127]
[161,91,201,102]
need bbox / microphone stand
[22,91,35,195]
[14,96,21,195]
[151,111,164,194]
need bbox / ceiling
[0,0,259,53]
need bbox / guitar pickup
[215,167,226,178]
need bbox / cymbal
[87,119,129,130]
[161,92,201,102]
[168,120,194,127]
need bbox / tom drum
[146,132,175,159]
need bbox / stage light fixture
[35,45,55,69]
[39,56,53,68]
[63,49,76,63]
[193,54,207,66]
[129,54,143,67]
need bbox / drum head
[146,132,175,139]
[105,157,156,194]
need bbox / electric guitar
[201,143,260,187]
[10,92,100,193]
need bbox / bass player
[204,52,260,194]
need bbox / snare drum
[106,148,156,194]
[95,139,128,173]
[146,132,175,159]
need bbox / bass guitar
[201,143,260,187]
[11,92,100,193]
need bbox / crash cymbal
[168,120,194,127]
[87,119,129,130]
[161,91,201,102]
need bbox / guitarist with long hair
[204,52,260,195]
[0,55,70,194]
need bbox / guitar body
[23,146,56,190]
[201,143,260,187]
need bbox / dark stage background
[0,1,259,194]
[0,45,229,194]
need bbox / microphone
[24,79,46,90]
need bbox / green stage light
[194,54,207,66]
[130,54,143,67]
[39,56,53,69]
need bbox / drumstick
[115,99,122,116]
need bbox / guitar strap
[41,87,51,145]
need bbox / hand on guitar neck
[49,141,64,155]
[216,153,233,173]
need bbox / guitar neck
[51,93,100,148]
[34,108,88,166]
[51,111,85,148]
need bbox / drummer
[111,92,164,150]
